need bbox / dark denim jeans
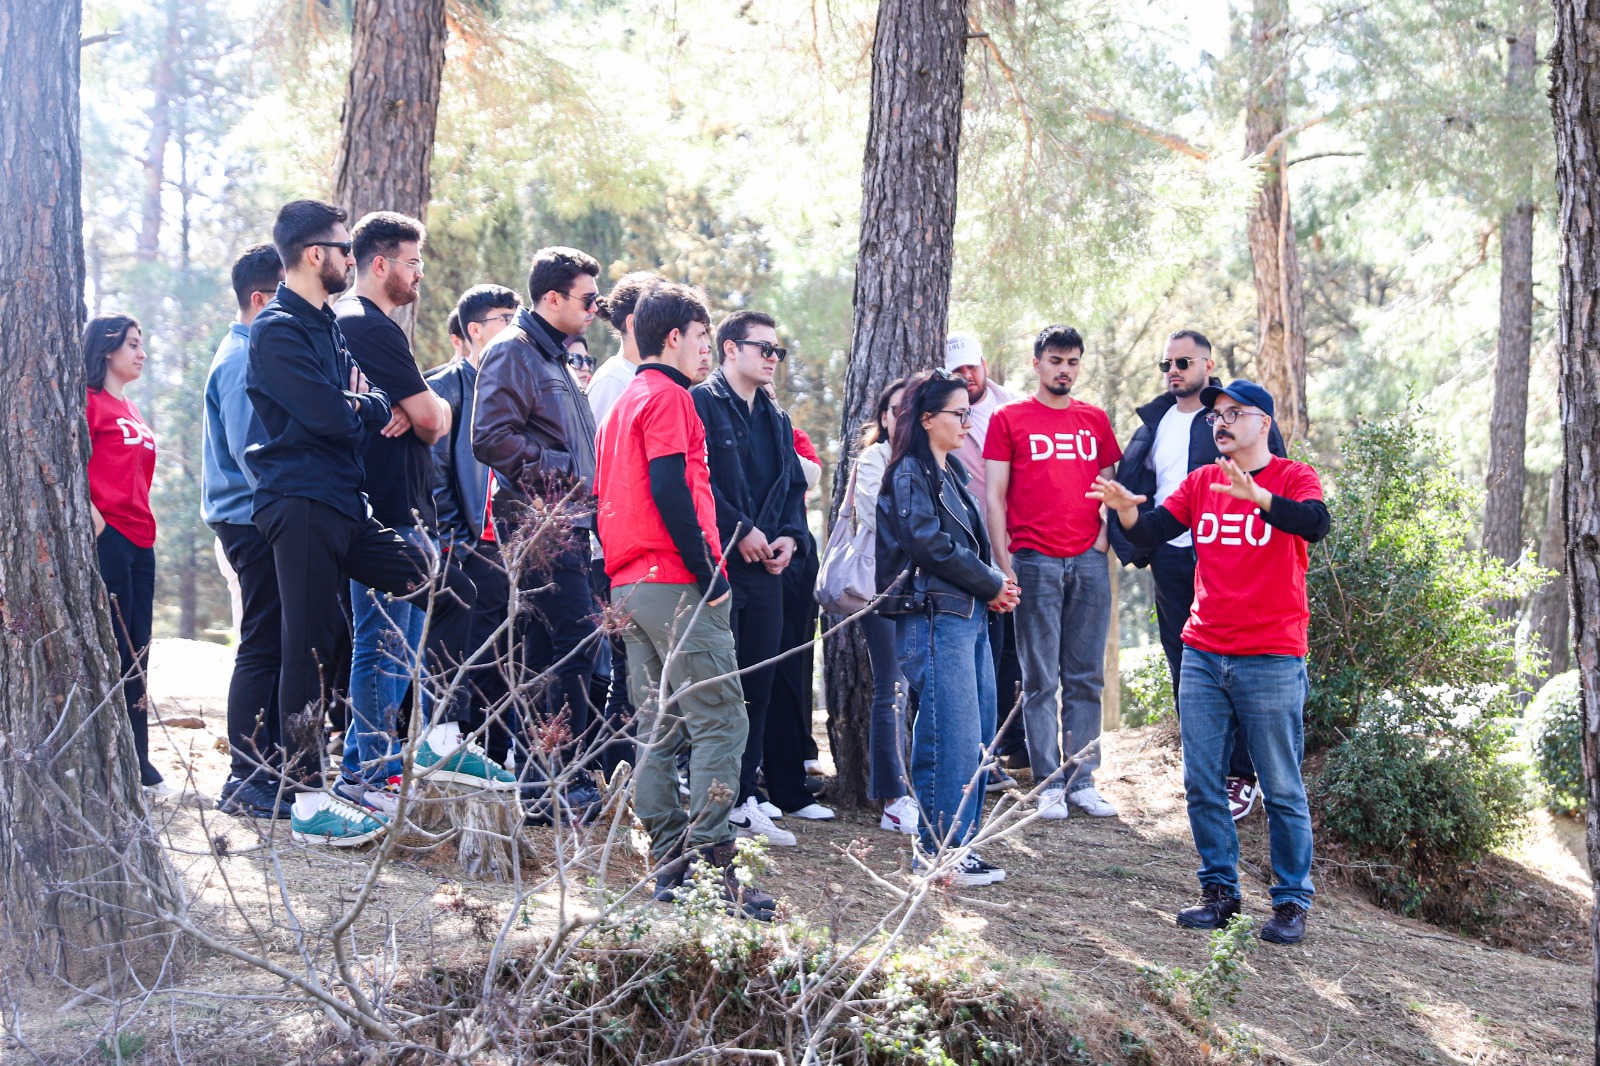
[897,608,996,854]
[864,612,908,800]
[1179,647,1314,909]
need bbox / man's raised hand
[1085,475,1146,512]
[1209,457,1271,508]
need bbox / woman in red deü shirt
[84,313,165,792]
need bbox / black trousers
[988,611,1026,760]
[451,540,515,766]
[254,497,471,792]
[214,521,282,782]
[514,541,597,766]
[588,563,637,779]
[767,539,821,809]
[1148,542,1255,780]
[96,525,161,786]
[729,560,808,808]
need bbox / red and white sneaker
[1227,777,1259,821]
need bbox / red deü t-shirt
[982,396,1122,557]
[595,367,723,587]
[1162,457,1324,657]
[86,388,157,548]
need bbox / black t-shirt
[335,296,436,533]
[736,395,781,506]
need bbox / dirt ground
[8,638,1591,1064]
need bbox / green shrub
[1528,670,1584,815]
[1119,644,1174,727]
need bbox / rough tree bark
[1550,4,1600,1057]
[1529,467,1571,677]
[822,0,969,807]
[1483,24,1539,594]
[0,0,179,984]
[1244,0,1308,444]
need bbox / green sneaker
[416,740,517,791]
[290,794,387,847]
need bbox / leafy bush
[1120,644,1175,728]
[1528,670,1584,815]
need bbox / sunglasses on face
[308,240,353,255]
[1159,357,1198,373]
[557,290,601,311]
[733,338,789,362]
[567,354,595,369]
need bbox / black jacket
[1107,380,1288,567]
[691,368,809,562]
[246,282,391,522]
[875,454,1006,618]
[426,358,490,549]
[472,307,598,528]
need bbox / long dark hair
[888,370,965,477]
[83,313,140,392]
[858,377,907,449]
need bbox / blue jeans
[897,608,996,854]
[1013,547,1110,792]
[864,613,908,800]
[1179,647,1314,909]
[344,532,435,787]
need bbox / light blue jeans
[343,532,434,787]
[897,608,996,854]
[1179,647,1314,909]
[1013,547,1110,792]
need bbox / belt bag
[814,463,877,615]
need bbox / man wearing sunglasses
[1106,330,1286,822]
[473,246,606,819]
[1089,380,1328,947]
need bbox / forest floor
[6,638,1591,1064]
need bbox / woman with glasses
[565,335,595,390]
[875,370,1021,885]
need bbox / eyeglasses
[379,254,425,275]
[472,312,516,329]
[1205,409,1270,426]
[567,354,595,369]
[307,241,353,255]
[1159,357,1198,373]
[933,407,973,426]
[557,290,600,311]
[733,339,789,362]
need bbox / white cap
[945,331,983,370]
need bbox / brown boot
[691,840,778,921]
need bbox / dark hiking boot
[1176,885,1243,930]
[651,848,687,903]
[690,841,778,921]
[1260,902,1308,945]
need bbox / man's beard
[319,257,349,295]
[965,381,984,403]
[1044,380,1072,396]
[384,270,418,307]
[1170,377,1203,399]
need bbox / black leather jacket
[875,454,1005,617]
[1107,381,1288,567]
[426,358,489,549]
[471,307,598,527]
[691,368,809,559]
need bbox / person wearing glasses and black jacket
[876,370,1021,888]
[1106,330,1286,822]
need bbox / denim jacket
[875,454,1006,617]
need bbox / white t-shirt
[953,380,1016,515]
[1152,404,1200,547]
[586,354,637,428]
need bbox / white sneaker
[728,797,796,846]
[787,802,835,821]
[1037,787,1070,820]
[880,795,920,835]
[756,799,785,819]
[1067,785,1118,817]
[804,759,824,774]
[143,780,176,801]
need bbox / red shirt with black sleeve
[86,388,157,548]
[595,364,722,587]
[1161,457,1324,657]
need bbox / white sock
[425,721,462,755]
[292,793,322,819]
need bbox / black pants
[514,541,597,765]
[451,540,516,766]
[588,563,637,779]
[254,497,471,792]
[768,541,820,808]
[729,560,808,808]
[988,611,1026,761]
[214,521,283,783]
[96,525,161,786]
[1148,542,1255,780]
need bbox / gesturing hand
[1084,475,1147,512]
[1209,457,1271,509]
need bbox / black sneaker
[651,850,687,902]
[1176,885,1242,930]
[217,776,292,819]
[1260,901,1308,945]
[688,841,778,921]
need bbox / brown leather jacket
[471,307,598,527]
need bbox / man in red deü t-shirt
[1089,380,1329,948]
[594,281,777,921]
[983,325,1122,822]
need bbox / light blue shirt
[200,322,263,526]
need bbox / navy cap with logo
[1200,379,1275,421]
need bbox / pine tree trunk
[1530,467,1571,677]
[135,0,180,264]
[1244,0,1308,444]
[822,0,969,807]
[1483,26,1539,591]
[1550,5,1600,1057]
[0,0,180,984]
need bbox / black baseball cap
[1200,379,1275,421]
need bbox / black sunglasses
[307,240,353,255]
[1159,357,1198,373]
[733,338,788,362]
[557,290,601,311]
[567,354,595,369]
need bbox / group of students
[83,195,1328,941]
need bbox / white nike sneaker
[787,802,835,821]
[728,797,796,846]
[756,799,785,819]
[1067,785,1118,817]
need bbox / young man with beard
[594,282,777,919]
[247,199,470,845]
[473,247,605,817]
[692,311,826,846]
[984,326,1122,821]
[1106,331,1286,820]
[1089,381,1328,946]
